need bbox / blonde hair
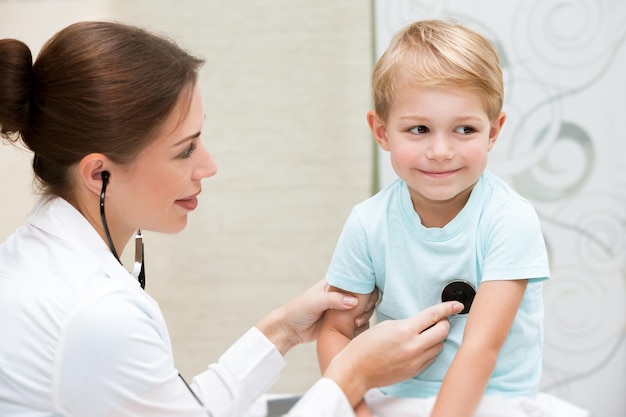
[372,19,503,121]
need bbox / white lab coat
[0,197,354,417]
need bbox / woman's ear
[367,110,390,151]
[77,153,110,196]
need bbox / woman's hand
[323,301,463,408]
[256,279,378,355]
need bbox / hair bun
[0,39,33,136]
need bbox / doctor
[0,21,462,417]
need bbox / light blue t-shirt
[326,170,550,399]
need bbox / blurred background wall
[0,0,373,398]
[1,1,623,416]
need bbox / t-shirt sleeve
[480,200,550,283]
[325,209,377,294]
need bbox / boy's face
[368,86,505,218]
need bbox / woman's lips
[176,193,200,211]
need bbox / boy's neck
[410,186,474,228]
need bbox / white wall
[0,0,373,395]
[373,1,626,416]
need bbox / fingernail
[454,302,464,312]
[343,296,358,306]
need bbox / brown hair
[0,21,204,198]
[372,19,503,122]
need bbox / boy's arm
[317,286,372,373]
[318,286,375,417]
[430,279,528,417]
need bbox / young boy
[317,20,550,417]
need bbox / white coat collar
[28,196,141,288]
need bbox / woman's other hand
[256,279,378,355]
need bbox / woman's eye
[455,126,475,135]
[409,125,429,134]
[179,142,198,159]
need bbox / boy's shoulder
[479,171,539,222]
[482,170,532,205]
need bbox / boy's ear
[367,110,390,151]
[488,111,507,150]
[77,153,111,196]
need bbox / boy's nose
[425,135,454,161]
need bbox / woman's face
[109,82,216,237]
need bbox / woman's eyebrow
[173,131,201,147]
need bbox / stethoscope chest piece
[441,280,476,314]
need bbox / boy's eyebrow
[453,115,486,124]
[398,115,431,121]
[397,114,487,126]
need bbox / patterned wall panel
[373,1,626,416]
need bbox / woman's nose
[194,141,218,180]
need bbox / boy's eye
[409,125,429,134]
[179,142,198,159]
[455,126,475,135]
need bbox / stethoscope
[441,280,476,314]
[100,171,211,415]
[99,171,145,289]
